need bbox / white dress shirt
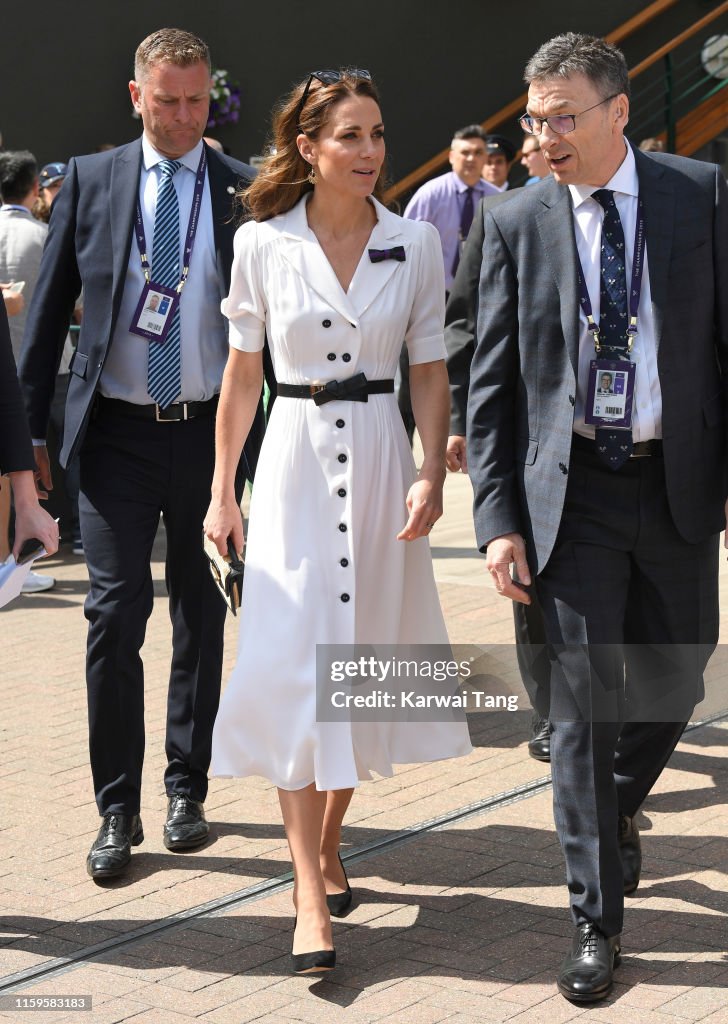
[570,142,661,441]
[100,135,228,404]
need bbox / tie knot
[592,188,615,211]
[159,159,181,180]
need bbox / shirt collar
[0,204,33,216]
[569,139,637,210]
[142,134,204,174]
[451,171,490,195]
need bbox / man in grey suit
[467,34,728,1002]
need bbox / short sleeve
[404,221,447,364]
[221,220,266,352]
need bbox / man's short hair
[0,150,38,204]
[524,33,630,101]
[452,125,486,144]
[134,27,211,82]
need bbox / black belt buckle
[156,402,188,422]
[630,439,662,459]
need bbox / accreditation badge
[129,282,179,343]
[584,358,636,429]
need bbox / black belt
[278,373,394,407]
[571,433,663,458]
[96,394,219,422]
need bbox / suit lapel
[109,139,142,310]
[634,147,673,353]
[206,146,242,292]
[536,181,580,375]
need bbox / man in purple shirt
[404,126,498,292]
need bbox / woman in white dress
[204,69,471,973]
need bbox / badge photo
[584,358,636,429]
[129,282,179,343]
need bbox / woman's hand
[2,286,24,318]
[8,471,59,557]
[204,495,245,559]
[397,459,445,541]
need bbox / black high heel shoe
[290,917,336,975]
[326,853,353,917]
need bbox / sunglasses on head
[295,68,372,132]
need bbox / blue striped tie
[148,159,182,408]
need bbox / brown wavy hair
[241,70,387,222]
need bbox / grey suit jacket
[18,139,266,474]
[467,145,728,574]
[445,190,519,435]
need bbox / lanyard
[134,147,207,293]
[575,194,646,354]
[0,204,30,214]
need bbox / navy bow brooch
[368,246,406,263]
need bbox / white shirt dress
[210,195,472,790]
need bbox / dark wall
[0,0,718,184]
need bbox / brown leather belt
[95,394,219,422]
[571,433,663,458]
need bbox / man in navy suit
[19,28,266,880]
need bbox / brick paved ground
[0,465,726,1023]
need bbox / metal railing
[384,0,728,204]
[628,10,728,151]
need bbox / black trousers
[78,402,245,816]
[535,440,719,937]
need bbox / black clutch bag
[203,534,245,615]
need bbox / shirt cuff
[229,321,265,352]
[406,334,447,365]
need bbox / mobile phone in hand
[17,538,45,564]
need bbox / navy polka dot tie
[592,188,633,469]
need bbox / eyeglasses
[518,93,620,136]
[295,68,372,132]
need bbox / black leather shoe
[326,853,353,917]
[557,923,621,1003]
[86,813,143,880]
[618,813,642,895]
[163,795,209,851]
[528,716,551,762]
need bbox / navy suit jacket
[0,301,34,475]
[19,138,266,473]
[467,146,728,573]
